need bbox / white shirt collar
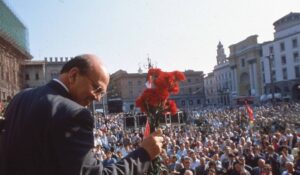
[53,78,69,92]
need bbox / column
[252,62,258,95]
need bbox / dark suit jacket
[194,165,206,175]
[1,80,151,175]
[251,167,262,175]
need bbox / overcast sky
[4,0,300,75]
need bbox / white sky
[4,0,300,75]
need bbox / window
[128,81,132,86]
[259,49,263,57]
[269,46,274,54]
[261,62,264,72]
[25,73,30,80]
[294,52,299,62]
[271,70,276,81]
[35,73,39,80]
[282,68,287,80]
[197,99,201,104]
[295,66,300,78]
[271,59,275,68]
[281,55,286,65]
[280,42,285,52]
[189,100,193,105]
[241,58,245,67]
[292,38,298,48]
[137,80,141,86]
[263,74,265,83]
[187,78,191,83]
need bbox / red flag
[244,101,254,122]
[144,119,150,138]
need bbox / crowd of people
[1,54,300,175]
[92,102,300,175]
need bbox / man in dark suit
[1,54,164,175]
[251,158,265,175]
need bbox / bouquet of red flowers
[135,68,185,175]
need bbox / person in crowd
[265,145,280,175]
[279,145,294,173]
[190,150,200,170]
[184,169,194,175]
[1,54,164,175]
[177,142,188,158]
[223,152,236,174]
[294,151,300,175]
[230,161,244,175]
[281,162,295,175]
[115,150,123,161]
[252,158,266,175]
[205,160,223,175]
[94,145,106,163]
[220,146,231,166]
[102,150,117,167]
[262,164,273,175]
[194,157,207,175]
[206,168,216,175]
[238,155,253,174]
[291,141,300,159]
[179,156,193,175]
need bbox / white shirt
[53,79,69,92]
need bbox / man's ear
[68,67,79,83]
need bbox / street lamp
[266,54,275,103]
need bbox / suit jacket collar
[47,80,71,99]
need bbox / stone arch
[239,72,250,96]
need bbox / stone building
[0,1,32,101]
[178,70,205,111]
[261,12,300,101]
[22,60,45,88]
[213,42,232,105]
[204,42,232,106]
[22,57,72,88]
[107,69,205,113]
[204,72,216,105]
[228,35,263,104]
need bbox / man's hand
[140,128,164,160]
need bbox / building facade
[0,1,32,101]
[213,42,232,105]
[261,12,300,101]
[204,42,232,106]
[204,72,216,105]
[228,35,263,104]
[22,60,45,88]
[107,70,147,113]
[107,69,205,113]
[22,57,72,88]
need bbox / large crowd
[92,102,300,175]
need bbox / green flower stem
[146,112,167,175]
